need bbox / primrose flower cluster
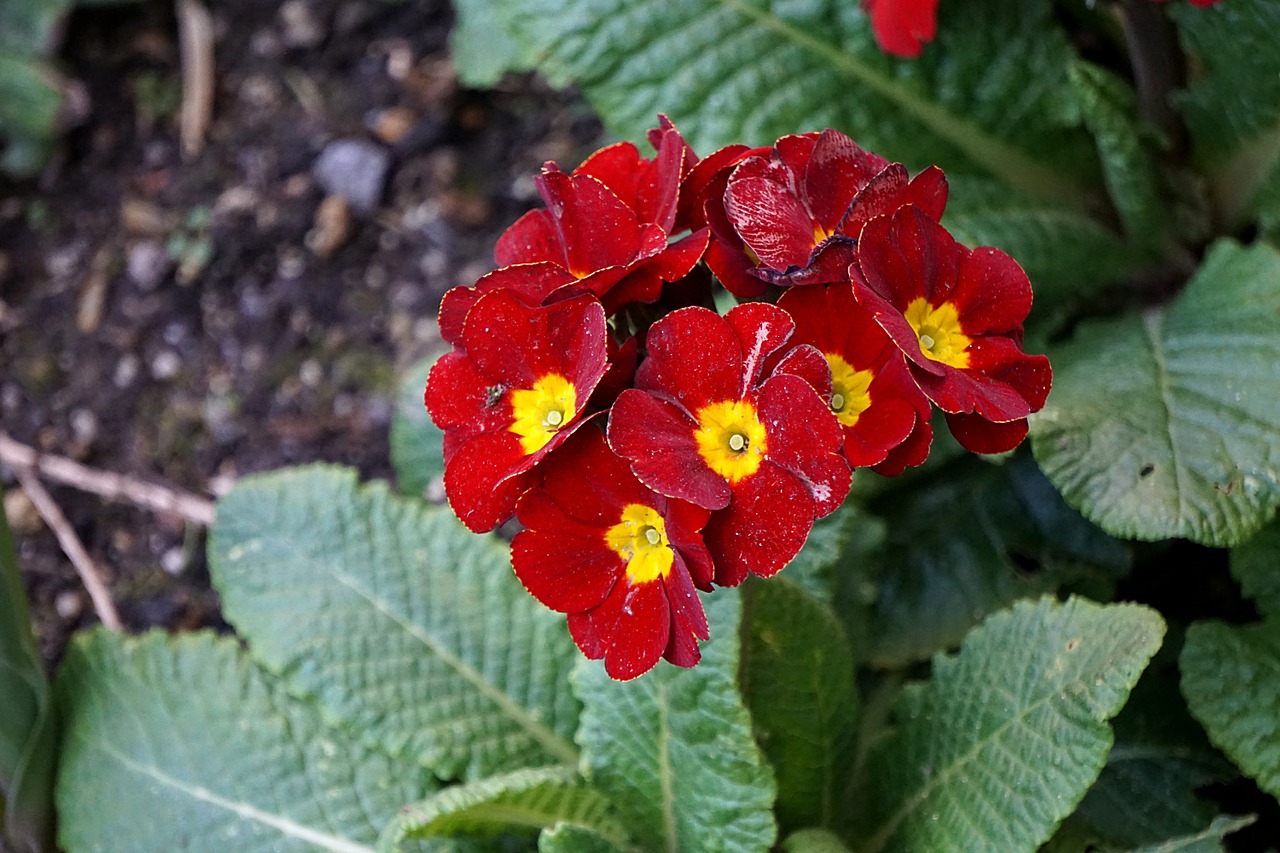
[424,118,1051,680]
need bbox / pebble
[127,239,174,290]
[3,489,43,535]
[151,350,181,380]
[114,353,140,387]
[55,590,84,621]
[279,0,325,48]
[305,194,352,258]
[312,138,390,216]
[161,547,186,576]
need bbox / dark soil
[0,0,602,667]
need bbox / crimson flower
[851,205,1051,454]
[607,303,851,586]
[864,0,938,58]
[425,290,607,532]
[490,118,708,315]
[773,283,933,474]
[512,428,713,680]
[716,129,947,289]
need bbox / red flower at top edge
[772,283,933,473]
[716,129,947,289]
[864,0,939,58]
[424,290,607,532]
[488,117,709,315]
[512,427,713,680]
[851,205,1051,455]
[607,303,851,586]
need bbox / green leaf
[450,0,538,87]
[1230,515,1280,619]
[866,452,1130,667]
[378,767,625,851]
[0,496,56,853]
[740,577,856,831]
[1124,816,1256,853]
[0,51,60,176]
[856,596,1165,853]
[572,589,777,853]
[1171,0,1280,226]
[462,0,1099,205]
[538,823,621,853]
[208,465,582,781]
[390,356,445,500]
[782,828,852,853]
[1180,619,1280,800]
[1031,239,1280,547]
[56,629,437,853]
[777,501,858,604]
[1066,61,1167,246]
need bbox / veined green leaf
[741,577,856,832]
[782,828,853,853]
[0,496,55,853]
[538,822,622,853]
[856,596,1164,853]
[56,630,438,853]
[1229,515,1280,619]
[572,589,777,853]
[1031,239,1280,547]
[1181,619,1280,800]
[390,356,445,500]
[1125,816,1256,853]
[209,465,582,781]
[378,767,625,852]
[454,0,1099,206]
[866,452,1130,667]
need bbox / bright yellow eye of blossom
[825,353,874,427]
[694,399,767,483]
[509,373,577,455]
[904,298,971,368]
[604,504,674,584]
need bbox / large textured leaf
[56,630,437,853]
[572,589,777,853]
[537,823,621,853]
[1171,0,1280,225]
[454,0,1098,205]
[856,596,1165,853]
[389,356,445,500]
[740,577,856,831]
[378,767,625,851]
[866,452,1130,667]
[209,465,582,780]
[1181,620,1280,799]
[0,505,55,853]
[1230,515,1280,619]
[1045,815,1254,853]
[1031,239,1280,547]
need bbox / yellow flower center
[509,373,577,455]
[825,353,874,427]
[904,297,971,368]
[604,503,674,584]
[694,399,767,483]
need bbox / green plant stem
[1118,0,1186,153]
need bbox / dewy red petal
[703,461,815,586]
[864,0,939,58]
[511,429,712,680]
[424,291,608,532]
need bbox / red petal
[904,165,948,221]
[663,499,715,591]
[634,306,742,415]
[511,492,623,612]
[725,301,795,392]
[946,245,1033,336]
[494,209,563,267]
[865,0,939,58]
[607,389,732,511]
[438,263,578,344]
[462,290,607,394]
[660,561,708,668]
[536,170,645,277]
[806,129,888,232]
[771,344,833,399]
[576,141,645,211]
[675,143,753,232]
[755,375,851,518]
[424,349,509,433]
[442,431,536,532]
[705,463,815,585]
[570,578,670,681]
[944,411,1029,455]
[538,426,656,526]
[723,156,816,271]
[872,407,933,476]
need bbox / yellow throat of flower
[604,503,674,584]
[825,353,874,427]
[904,297,972,368]
[509,373,577,454]
[694,399,767,483]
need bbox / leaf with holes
[209,465,582,781]
[856,596,1164,853]
[572,589,777,853]
[1031,239,1280,547]
[55,629,441,853]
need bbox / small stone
[127,239,175,290]
[305,194,352,259]
[299,359,323,388]
[70,408,99,445]
[160,547,187,576]
[366,106,418,145]
[151,350,181,380]
[279,0,325,48]
[312,138,390,216]
[114,353,140,387]
[4,489,43,535]
[55,590,84,620]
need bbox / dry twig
[0,433,215,526]
[13,468,124,631]
[177,0,215,160]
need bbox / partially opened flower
[608,303,851,586]
[719,129,947,287]
[492,119,709,314]
[425,290,607,532]
[773,282,933,472]
[512,428,713,680]
[851,205,1052,454]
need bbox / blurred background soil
[0,0,603,666]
